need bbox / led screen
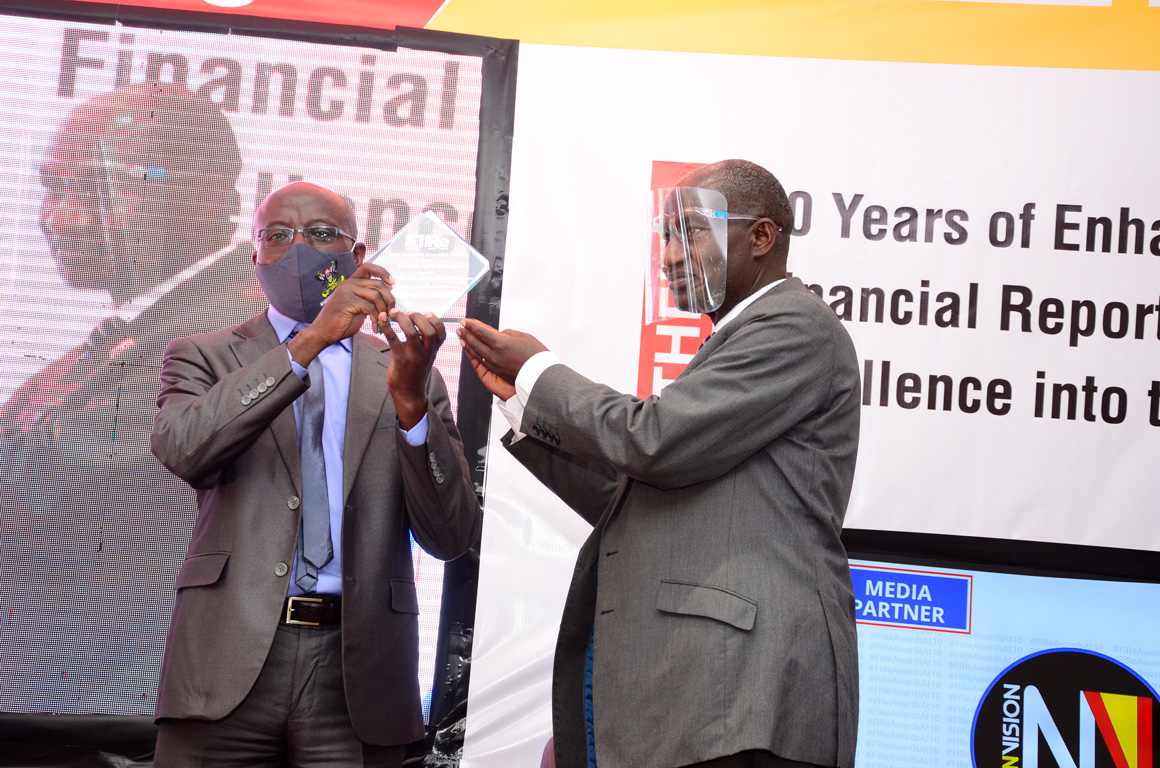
[0,14,483,717]
[852,557,1160,767]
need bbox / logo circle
[203,0,255,7]
[972,648,1158,768]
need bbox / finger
[459,334,483,363]
[457,325,494,361]
[331,294,382,320]
[337,287,387,321]
[405,312,445,346]
[344,280,396,315]
[461,318,501,344]
[420,312,447,345]
[458,318,499,352]
[343,285,399,324]
[468,354,489,379]
[379,315,402,345]
[350,262,396,285]
[390,308,418,343]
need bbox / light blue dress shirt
[267,306,428,596]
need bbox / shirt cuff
[497,397,525,441]
[399,413,430,446]
[502,351,562,443]
[286,347,308,380]
[515,351,562,406]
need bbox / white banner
[463,42,1160,767]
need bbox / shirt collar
[266,304,354,352]
[712,277,786,333]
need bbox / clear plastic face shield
[646,186,734,323]
[39,129,166,296]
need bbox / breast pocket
[656,580,757,631]
[390,578,420,614]
[175,551,229,589]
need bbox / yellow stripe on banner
[1100,692,1141,768]
[428,0,1160,71]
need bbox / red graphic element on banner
[1083,690,1153,768]
[69,0,445,30]
[637,161,713,399]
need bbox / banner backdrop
[461,43,1160,766]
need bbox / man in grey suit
[150,182,482,767]
[459,160,860,768]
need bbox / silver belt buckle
[285,595,323,626]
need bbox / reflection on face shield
[39,136,166,294]
[660,210,725,311]
[36,82,243,301]
[39,139,119,292]
[655,209,717,249]
[645,187,731,323]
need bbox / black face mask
[254,243,358,324]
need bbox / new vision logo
[973,649,1156,768]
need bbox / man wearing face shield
[0,83,266,714]
[148,181,481,766]
[646,185,740,320]
[460,160,861,768]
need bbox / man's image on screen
[0,81,267,714]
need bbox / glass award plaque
[367,210,490,317]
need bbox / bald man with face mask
[148,181,481,767]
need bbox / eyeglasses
[256,226,355,249]
[653,209,765,247]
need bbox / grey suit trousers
[154,624,405,768]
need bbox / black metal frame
[844,527,1160,583]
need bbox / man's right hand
[461,340,517,401]
[287,262,395,367]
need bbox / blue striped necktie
[290,324,332,592]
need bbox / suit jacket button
[257,382,268,393]
[250,389,260,399]
[288,496,301,510]
[242,395,252,405]
[274,562,288,577]
[266,377,276,386]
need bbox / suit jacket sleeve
[519,290,857,491]
[151,333,307,490]
[394,370,483,560]
[503,429,623,527]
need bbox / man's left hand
[457,319,548,385]
[381,308,445,429]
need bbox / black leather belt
[283,595,341,627]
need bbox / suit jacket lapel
[682,278,802,375]
[229,312,303,495]
[343,333,392,502]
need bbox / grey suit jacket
[507,278,861,768]
[149,311,481,746]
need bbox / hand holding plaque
[366,211,490,318]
